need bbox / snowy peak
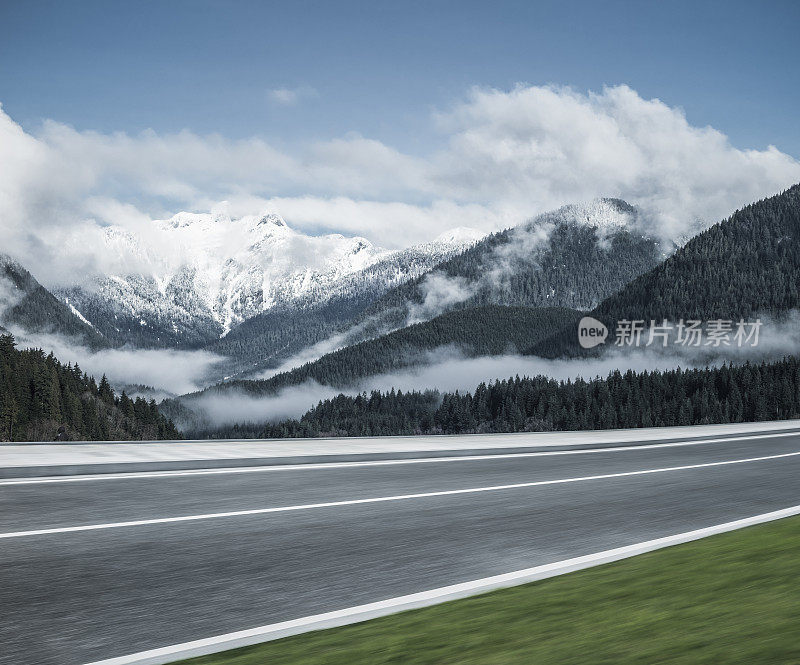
[61,207,486,346]
[256,212,287,228]
[48,199,656,357]
[432,227,486,246]
[54,201,497,352]
[162,211,225,229]
[532,198,639,230]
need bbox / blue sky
[2,0,799,156]
[2,0,800,284]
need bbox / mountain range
[6,184,800,439]
[3,198,663,384]
[341,198,663,340]
[172,199,662,396]
[56,211,485,351]
[4,184,800,440]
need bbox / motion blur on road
[2,427,800,664]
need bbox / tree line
[0,334,180,441]
[190,355,800,439]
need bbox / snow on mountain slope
[156,211,392,333]
[57,211,485,348]
[530,197,639,231]
[335,197,660,348]
[0,254,109,349]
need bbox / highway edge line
[82,504,800,665]
[6,429,800,486]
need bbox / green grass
[181,515,800,665]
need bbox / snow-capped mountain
[57,211,485,348]
[530,197,639,231]
[335,197,663,346]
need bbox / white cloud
[268,86,318,106]
[175,348,722,427]
[407,272,476,324]
[187,382,332,427]
[433,85,800,238]
[10,330,225,395]
[1,84,799,286]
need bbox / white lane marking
[83,504,800,665]
[3,450,799,540]
[3,430,799,486]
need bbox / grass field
[182,514,800,665]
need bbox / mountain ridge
[57,211,486,350]
[0,254,109,350]
[527,184,800,357]
[324,198,664,349]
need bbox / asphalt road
[2,432,800,664]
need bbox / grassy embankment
[184,514,800,664]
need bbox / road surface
[2,429,800,664]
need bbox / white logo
[578,316,608,349]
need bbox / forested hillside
[529,184,800,357]
[206,294,376,377]
[0,255,109,349]
[183,306,581,402]
[0,334,179,441]
[202,237,486,379]
[351,201,662,338]
[196,357,800,439]
[57,269,222,349]
[595,184,800,321]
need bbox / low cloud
[0,274,24,316]
[400,205,581,325]
[181,312,800,429]
[10,330,226,396]
[482,217,558,292]
[355,347,686,396]
[180,350,699,429]
[186,382,334,428]
[407,272,477,323]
